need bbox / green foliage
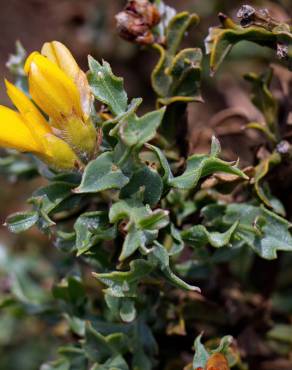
[2,2,292,370]
[169,137,248,189]
[202,203,292,259]
[5,211,39,233]
[75,152,129,194]
[192,334,236,369]
[152,11,202,105]
[88,57,128,116]
[206,11,292,74]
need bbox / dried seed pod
[115,0,161,45]
[237,4,279,29]
[237,4,256,20]
[206,353,229,370]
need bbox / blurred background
[0,1,291,369]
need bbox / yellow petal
[0,105,43,153]
[5,80,52,145]
[24,52,82,121]
[41,41,93,118]
[41,41,80,82]
[42,134,80,171]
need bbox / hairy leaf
[120,165,163,206]
[149,242,200,292]
[119,108,165,148]
[182,222,238,248]
[74,211,116,255]
[93,260,153,298]
[5,211,38,233]
[169,138,247,189]
[204,203,292,259]
[109,199,169,260]
[75,152,129,193]
[88,57,128,116]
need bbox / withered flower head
[115,0,161,45]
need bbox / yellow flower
[41,41,93,117]
[25,41,96,160]
[0,41,97,170]
[0,81,79,171]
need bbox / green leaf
[149,242,200,292]
[245,69,279,133]
[109,199,169,261]
[212,335,233,354]
[120,299,137,323]
[27,181,77,230]
[120,165,163,206]
[41,359,70,370]
[223,204,292,259]
[158,48,202,105]
[206,14,292,74]
[169,149,247,190]
[91,355,129,370]
[64,315,86,337]
[253,151,282,214]
[109,199,149,225]
[120,225,145,261]
[138,209,169,230]
[30,181,75,215]
[166,12,200,55]
[55,231,76,253]
[52,276,86,310]
[5,211,38,233]
[106,98,143,133]
[74,152,129,193]
[105,295,136,323]
[74,211,116,255]
[93,260,153,298]
[131,320,158,370]
[192,334,210,369]
[119,108,165,148]
[146,144,173,185]
[58,347,88,370]
[132,351,153,370]
[0,246,51,307]
[168,224,184,255]
[192,334,234,369]
[88,57,128,116]
[151,44,172,98]
[84,323,128,363]
[151,12,202,104]
[181,222,238,248]
[0,152,37,179]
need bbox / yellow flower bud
[0,83,80,171]
[24,46,96,158]
[24,52,83,122]
[41,41,93,118]
[41,41,80,83]
[0,41,97,169]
